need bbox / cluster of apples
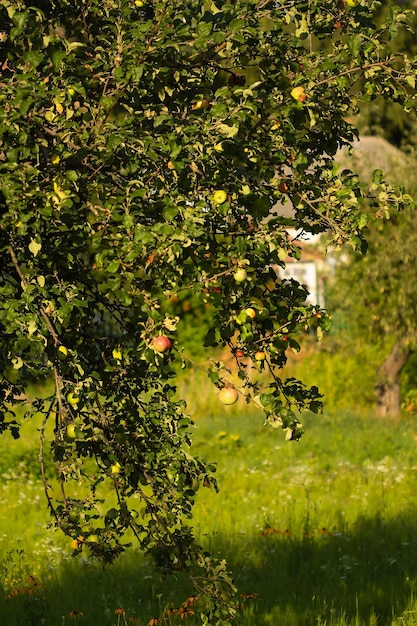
[218,300,276,405]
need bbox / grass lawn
[1,383,417,625]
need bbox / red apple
[152,335,172,353]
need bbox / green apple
[256,307,270,321]
[233,268,247,283]
[86,534,99,543]
[218,387,238,405]
[212,190,228,205]
[191,478,200,492]
[68,510,79,523]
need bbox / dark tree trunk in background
[375,339,412,417]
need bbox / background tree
[0,0,417,622]
[327,157,417,417]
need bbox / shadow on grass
[0,546,197,626]
[219,509,417,625]
[1,511,417,626]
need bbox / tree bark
[374,339,412,417]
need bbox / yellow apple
[218,387,238,405]
[58,345,68,359]
[111,462,122,475]
[245,307,256,319]
[66,423,77,439]
[291,86,307,102]
[212,190,228,204]
[233,268,247,283]
[112,347,122,361]
[254,351,266,361]
[67,392,79,406]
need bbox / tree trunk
[375,340,412,417]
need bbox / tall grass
[1,370,417,625]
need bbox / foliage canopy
[1,0,417,621]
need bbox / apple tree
[0,0,416,622]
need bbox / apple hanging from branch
[218,387,239,405]
[66,423,77,439]
[290,86,307,102]
[212,190,228,205]
[233,268,248,283]
[152,335,172,353]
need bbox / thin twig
[39,401,59,522]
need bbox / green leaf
[106,260,120,273]
[162,206,179,221]
[217,123,239,138]
[197,21,212,38]
[406,75,415,89]
[348,35,362,58]
[52,50,67,70]
[204,327,218,347]
[23,50,44,68]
